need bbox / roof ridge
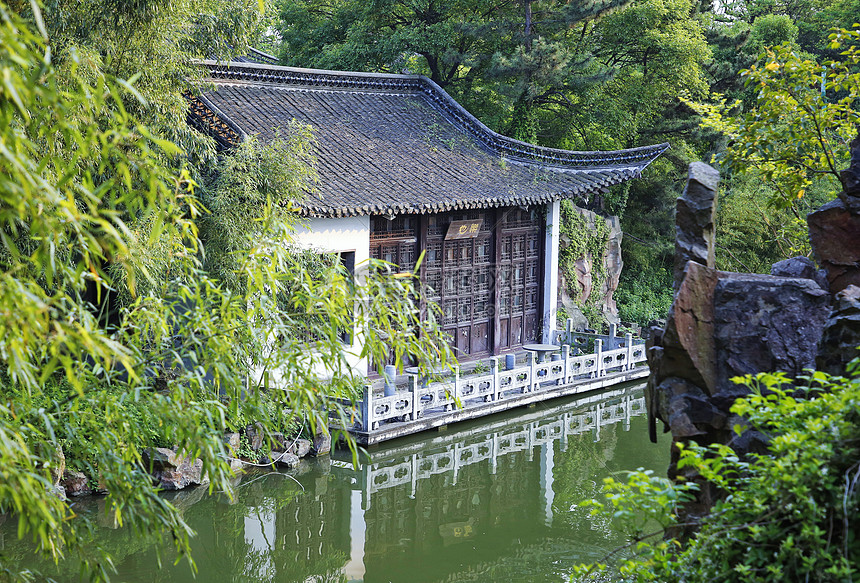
[247,47,278,64]
[197,60,669,171]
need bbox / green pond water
[3,382,668,583]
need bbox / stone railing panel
[357,326,648,430]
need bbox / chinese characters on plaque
[444,219,483,240]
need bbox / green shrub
[615,272,674,328]
[577,366,860,582]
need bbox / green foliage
[277,0,632,97]
[0,6,455,582]
[30,0,269,160]
[615,275,674,327]
[715,171,821,270]
[583,468,698,538]
[688,28,860,213]
[197,130,317,296]
[576,367,860,582]
[614,157,678,327]
[558,201,610,328]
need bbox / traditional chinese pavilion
[187,60,667,371]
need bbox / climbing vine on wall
[558,200,611,328]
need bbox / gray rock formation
[808,134,860,293]
[647,163,831,489]
[771,256,828,290]
[648,262,829,450]
[713,273,829,386]
[60,470,92,497]
[270,451,300,469]
[646,137,860,524]
[807,199,860,293]
[674,162,720,291]
[817,285,860,375]
[223,432,240,455]
[143,448,208,490]
[290,438,312,458]
[245,422,265,451]
[312,431,332,456]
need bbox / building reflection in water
[27,384,661,583]
[339,385,648,583]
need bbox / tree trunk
[523,0,532,51]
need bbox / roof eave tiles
[187,60,669,218]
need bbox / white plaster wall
[294,216,371,377]
[252,216,371,386]
[291,216,371,267]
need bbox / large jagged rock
[771,256,828,290]
[557,271,590,330]
[817,285,860,375]
[143,448,208,491]
[648,262,830,441]
[808,134,860,293]
[652,262,719,395]
[312,430,332,456]
[600,214,624,324]
[290,438,312,458]
[245,422,265,451]
[60,470,93,497]
[674,162,720,291]
[270,451,300,469]
[655,377,727,438]
[713,273,830,389]
[808,199,860,293]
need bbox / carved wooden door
[369,216,419,370]
[369,216,418,271]
[423,211,494,359]
[495,208,542,351]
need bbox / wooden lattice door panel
[369,216,419,370]
[423,211,493,359]
[369,215,419,271]
[496,207,543,351]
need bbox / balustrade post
[383,364,396,397]
[528,422,535,461]
[595,339,603,377]
[490,433,498,474]
[453,365,460,409]
[566,317,573,345]
[529,350,536,393]
[625,395,632,431]
[452,443,460,485]
[609,323,617,348]
[363,384,377,431]
[562,412,569,452]
[411,453,418,498]
[410,374,419,421]
[491,356,500,402]
[561,345,570,386]
[625,333,633,370]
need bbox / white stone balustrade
[359,324,647,431]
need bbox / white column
[345,489,366,582]
[539,443,555,527]
[542,200,561,344]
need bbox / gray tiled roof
[190,61,669,217]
